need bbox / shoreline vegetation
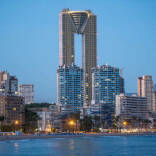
[0,132,156,141]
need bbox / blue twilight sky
[0,0,156,102]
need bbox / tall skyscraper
[91,65,121,126]
[137,77,143,96]
[120,76,125,93]
[19,84,34,104]
[154,84,156,92]
[153,91,156,111]
[57,64,83,112]
[59,9,97,107]
[137,75,153,111]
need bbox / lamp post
[14,120,19,131]
[122,121,128,126]
[15,120,19,125]
[68,120,76,132]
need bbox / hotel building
[91,65,121,125]
[138,76,154,111]
[57,64,83,112]
[116,94,149,121]
[59,9,97,107]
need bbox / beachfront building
[91,65,121,127]
[116,93,150,128]
[37,108,52,132]
[153,91,156,111]
[0,95,24,126]
[59,9,97,107]
[26,103,59,132]
[138,76,154,111]
[57,64,83,113]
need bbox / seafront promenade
[1,132,156,141]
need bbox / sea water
[0,135,156,156]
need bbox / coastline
[0,134,84,141]
[0,132,156,141]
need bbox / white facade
[138,75,154,111]
[19,84,34,104]
[0,71,18,96]
[37,109,52,132]
[0,71,10,95]
[116,94,149,120]
[153,92,156,111]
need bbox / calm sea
[0,136,156,156]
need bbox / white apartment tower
[138,75,153,111]
[19,84,34,104]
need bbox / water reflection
[69,139,74,151]
[14,142,19,153]
[0,136,156,156]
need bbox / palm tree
[80,116,93,132]
[23,108,39,133]
[0,116,4,126]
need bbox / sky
[0,0,156,102]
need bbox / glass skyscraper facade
[57,64,83,112]
[91,65,121,126]
[59,9,97,107]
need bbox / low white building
[116,94,149,120]
[37,108,52,132]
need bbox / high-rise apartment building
[0,71,18,95]
[9,76,18,95]
[154,84,156,92]
[137,76,153,111]
[0,71,10,95]
[153,92,156,111]
[0,95,24,126]
[91,65,121,125]
[57,64,83,112]
[120,76,125,93]
[59,9,97,107]
[19,84,34,104]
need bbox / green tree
[0,116,4,131]
[23,108,39,133]
[0,125,13,132]
[80,116,93,132]
[92,115,101,130]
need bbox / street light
[68,120,75,126]
[123,121,128,126]
[15,120,19,125]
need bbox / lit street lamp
[123,121,128,126]
[15,120,19,125]
[68,120,75,126]
[68,120,76,132]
